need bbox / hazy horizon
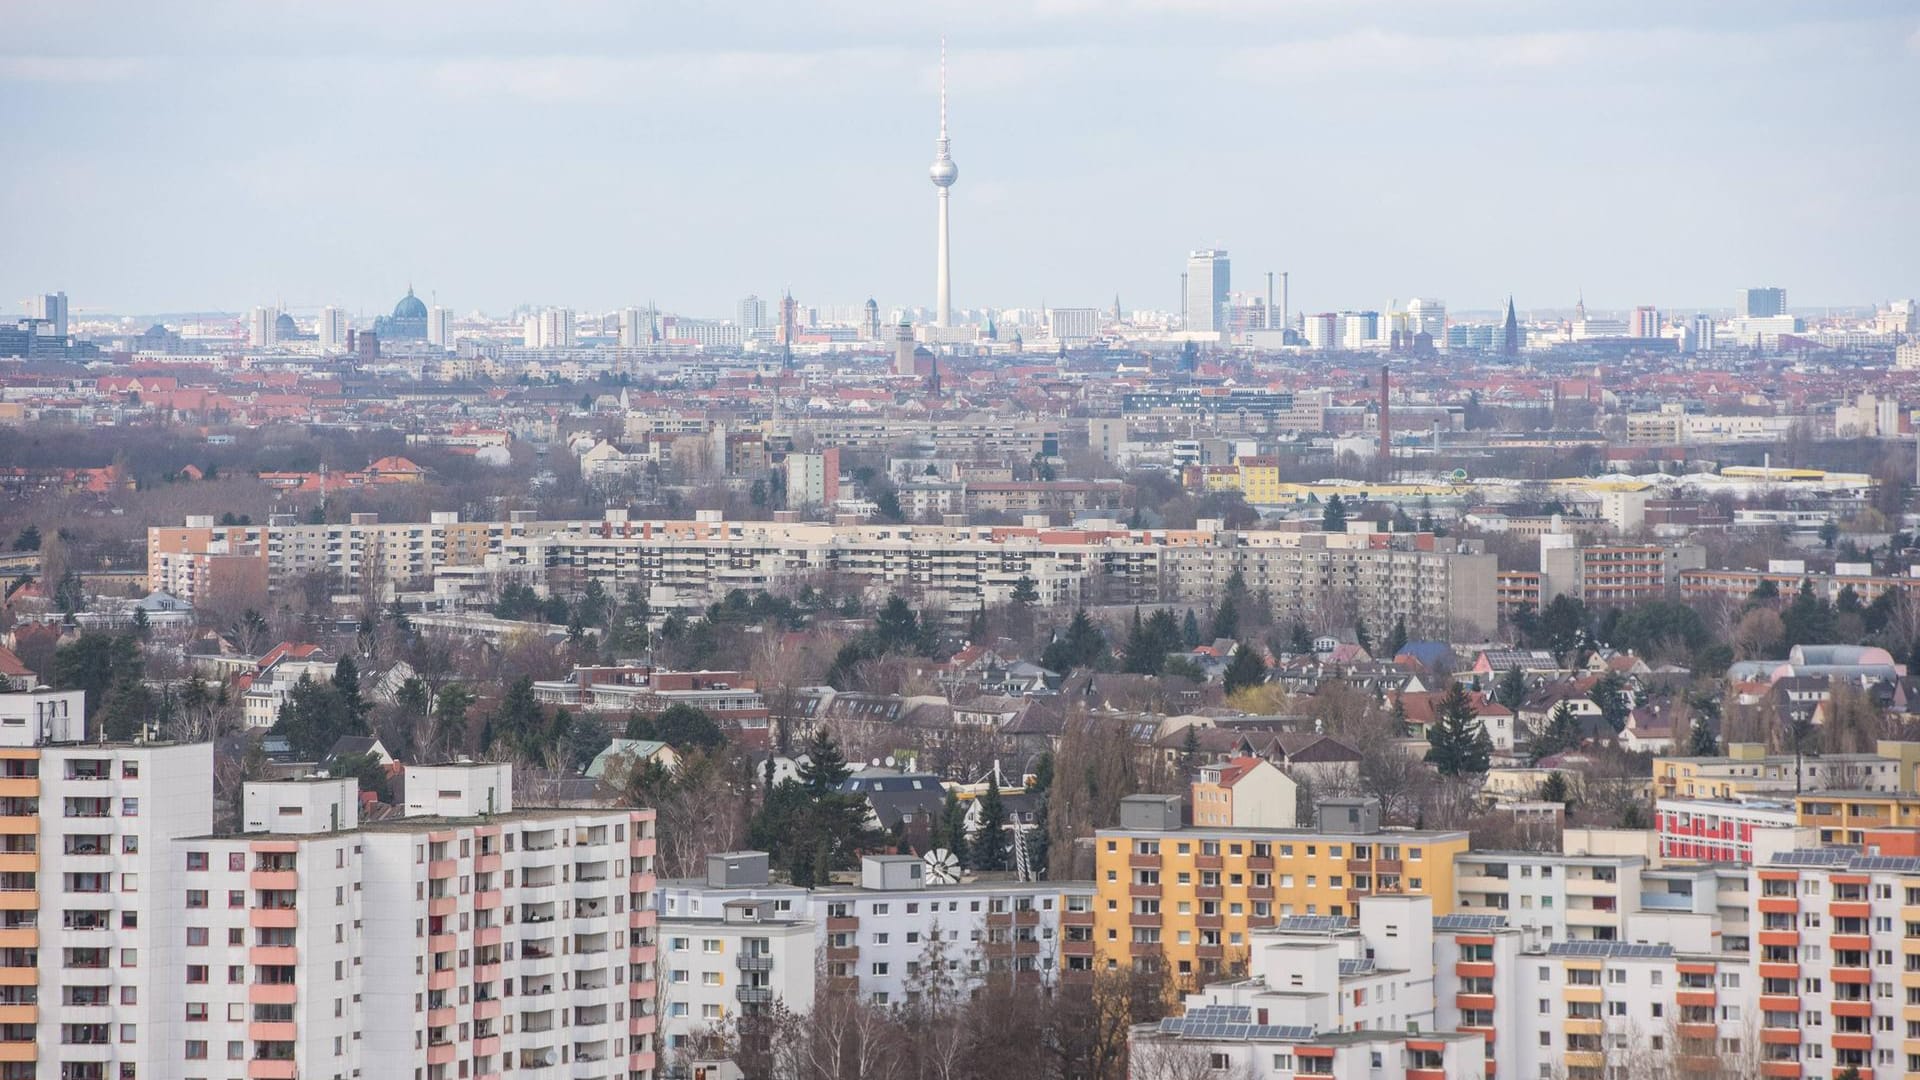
[5,1,1917,319]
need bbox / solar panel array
[1770,849,1853,867]
[1548,941,1673,959]
[1161,1014,1316,1043]
[1277,915,1354,933]
[1845,854,1920,873]
[1433,913,1507,931]
[1338,958,1376,976]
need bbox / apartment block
[655,854,813,1062]
[0,695,660,1080]
[1539,540,1704,606]
[1128,897,1487,1079]
[1749,843,1920,1076]
[1093,796,1469,989]
[1656,797,1798,864]
[1161,532,1498,640]
[1453,850,1646,944]
[656,852,1091,1015]
[152,510,1497,636]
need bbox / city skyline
[4,2,1917,317]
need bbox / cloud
[0,56,154,83]
[427,49,905,103]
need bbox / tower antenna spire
[928,37,958,329]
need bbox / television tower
[929,40,958,327]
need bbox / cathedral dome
[392,288,428,320]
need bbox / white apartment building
[1454,851,1646,944]
[656,854,814,1065]
[152,510,1496,636]
[317,307,348,353]
[0,696,213,1080]
[0,695,661,1080]
[1128,896,1487,1079]
[657,853,1091,1013]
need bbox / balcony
[737,986,773,1004]
[249,870,298,892]
[249,907,297,930]
[737,953,774,972]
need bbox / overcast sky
[4,1,1916,320]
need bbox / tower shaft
[936,189,952,327]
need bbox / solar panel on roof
[1434,913,1507,931]
[1278,915,1353,932]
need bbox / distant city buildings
[317,305,348,352]
[524,307,577,349]
[1183,249,1230,335]
[27,291,67,339]
[1740,285,1787,318]
[248,304,280,347]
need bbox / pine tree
[1180,724,1201,768]
[939,789,969,866]
[1010,576,1039,606]
[1426,681,1491,776]
[1121,609,1159,674]
[972,776,1008,871]
[1222,642,1268,696]
[1211,593,1239,642]
[1530,701,1580,762]
[1322,494,1348,532]
[1687,718,1718,757]
[1497,665,1527,709]
[1289,622,1314,655]
[799,727,851,796]
[1385,614,1408,658]
[1539,771,1573,807]
[1181,609,1202,648]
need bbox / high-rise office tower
[523,308,575,349]
[739,294,767,332]
[318,306,348,352]
[1692,313,1717,352]
[928,42,958,327]
[1184,250,1230,334]
[618,307,648,348]
[248,305,280,347]
[1740,287,1786,318]
[27,291,67,338]
[1629,305,1660,338]
[426,305,451,347]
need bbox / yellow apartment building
[1091,795,1468,988]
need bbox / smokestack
[1281,272,1290,334]
[1378,365,1391,470]
[1266,272,1276,330]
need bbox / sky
[3,0,1917,321]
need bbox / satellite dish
[923,848,960,885]
[884,755,896,768]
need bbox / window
[121,798,139,816]
[185,1040,208,1059]
[186,890,207,909]
[186,928,208,947]
[186,852,208,871]
[185,1003,208,1021]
